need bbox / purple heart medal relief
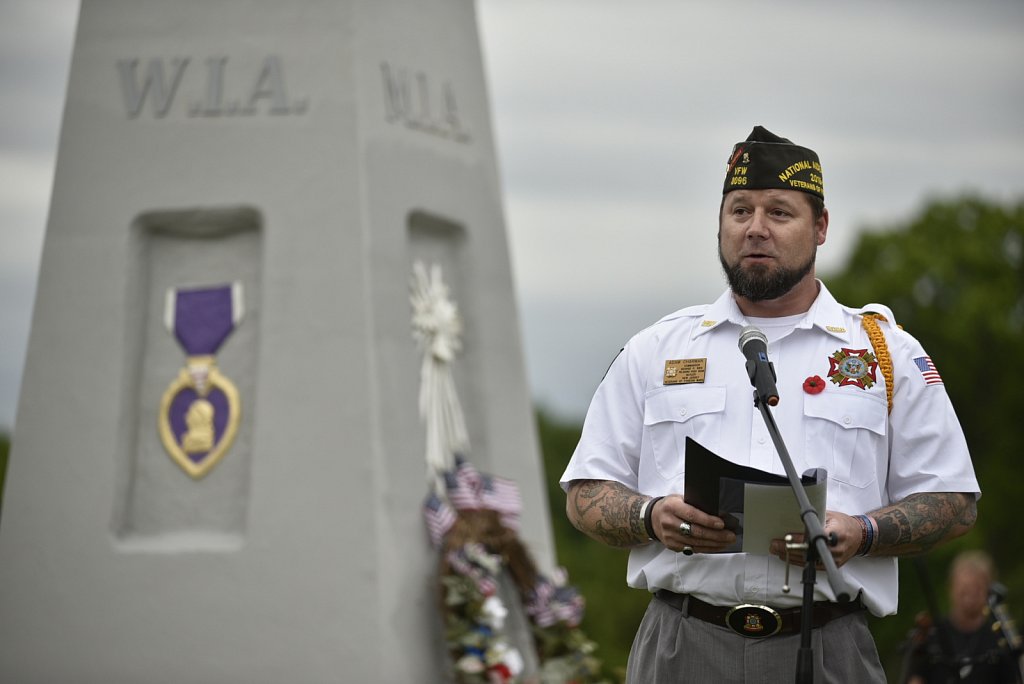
[158,282,243,479]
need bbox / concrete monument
[0,0,555,681]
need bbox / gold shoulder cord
[861,313,893,414]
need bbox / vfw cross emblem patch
[827,348,878,390]
[158,282,243,479]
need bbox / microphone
[738,326,780,406]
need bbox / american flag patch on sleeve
[914,356,943,385]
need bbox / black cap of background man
[723,126,824,200]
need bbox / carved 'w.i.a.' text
[116,55,308,119]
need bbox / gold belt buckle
[724,604,783,638]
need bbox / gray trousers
[626,594,886,683]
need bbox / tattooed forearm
[869,492,976,557]
[566,480,649,548]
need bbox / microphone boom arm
[738,324,853,683]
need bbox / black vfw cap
[723,125,824,200]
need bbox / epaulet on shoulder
[848,303,899,329]
[626,305,709,349]
[652,304,709,327]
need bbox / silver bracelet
[639,498,653,539]
[641,496,664,542]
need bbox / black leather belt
[654,589,864,639]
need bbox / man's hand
[652,495,736,554]
[769,510,862,567]
[769,492,977,566]
[565,481,735,552]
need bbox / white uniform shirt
[560,283,979,617]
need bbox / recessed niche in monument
[112,206,262,551]
[408,210,466,290]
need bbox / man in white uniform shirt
[560,126,979,682]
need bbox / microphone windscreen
[738,325,768,352]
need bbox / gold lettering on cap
[777,159,824,195]
[778,160,812,182]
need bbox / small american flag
[445,470,479,511]
[914,356,943,385]
[423,493,457,546]
[481,475,521,531]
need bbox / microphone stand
[750,383,854,684]
[910,556,958,681]
[988,583,1024,684]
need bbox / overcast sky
[2,0,1023,431]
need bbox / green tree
[823,195,1024,678]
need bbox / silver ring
[678,521,692,536]
[682,545,694,556]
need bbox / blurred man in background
[906,550,1021,683]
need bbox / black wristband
[644,496,665,542]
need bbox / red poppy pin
[803,375,826,395]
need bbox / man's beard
[719,247,816,302]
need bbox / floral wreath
[410,262,604,682]
[424,457,606,683]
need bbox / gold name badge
[664,358,707,385]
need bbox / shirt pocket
[803,390,887,488]
[643,385,727,481]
